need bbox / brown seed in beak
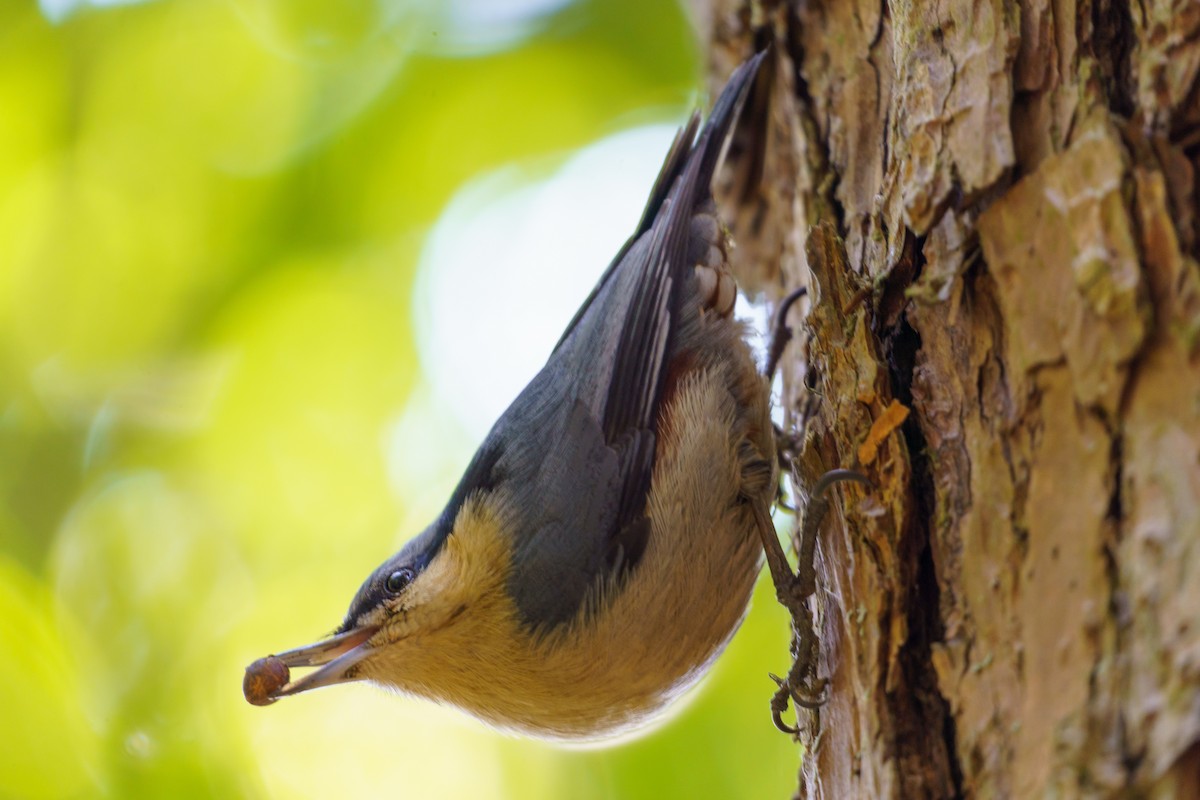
[247,625,381,705]
[244,656,290,706]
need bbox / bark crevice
[883,307,962,800]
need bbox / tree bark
[701,1,1200,797]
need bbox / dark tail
[636,49,767,234]
[551,51,767,355]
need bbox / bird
[246,52,786,741]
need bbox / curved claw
[794,468,872,598]
[811,468,872,498]
[768,674,802,735]
[772,705,801,735]
[765,286,808,381]
[768,671,829,732]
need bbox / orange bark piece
[857,399,910,465]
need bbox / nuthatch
[247,52,802,740]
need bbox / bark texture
[701,1,1200,797]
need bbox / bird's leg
[758,284,873,733]
[753,469,870,735]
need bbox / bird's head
[259,495,513,701]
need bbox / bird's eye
[385,568,413,595]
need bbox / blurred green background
[0,0,800,797]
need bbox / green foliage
[0,1,798,797]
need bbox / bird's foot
[767,602,828,735]
[769,672,828,735]
[753,468,871,736]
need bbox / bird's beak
[270,625,380,700]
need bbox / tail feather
[684,50,767,215]
[553,51,767,355]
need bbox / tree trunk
[702,1,1200,797]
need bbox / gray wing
[456,54,765,631]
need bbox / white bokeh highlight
[414,123,685,439]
